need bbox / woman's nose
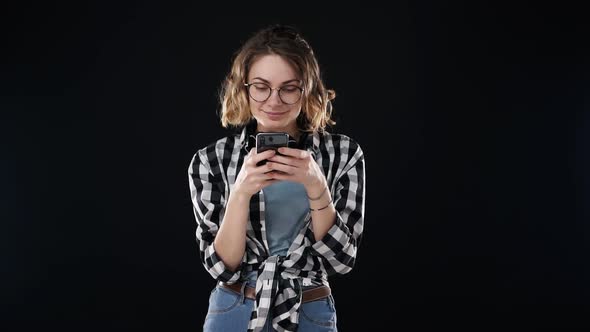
[266,89,283,105]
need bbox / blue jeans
[203,283,338,331]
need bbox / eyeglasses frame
[243,82,305,105]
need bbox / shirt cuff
[205,242,242,283]
[310,213,352,259]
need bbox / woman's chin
[256,120,289,131]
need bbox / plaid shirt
[188,120,366,332]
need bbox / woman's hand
[265,147,327,194]
[232,149,279,198]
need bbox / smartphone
[256,132,289,166]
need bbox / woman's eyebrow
[251,77,301,85]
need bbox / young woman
[188,24,366,332]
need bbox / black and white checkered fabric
[188,121,365,331]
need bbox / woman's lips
[263,110,287,120]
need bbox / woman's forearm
[307,183,336,241]
[213,191,251,271]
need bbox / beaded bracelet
[310,200,332,211]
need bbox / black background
[3,2,589,331]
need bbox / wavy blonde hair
[219,25,336,133]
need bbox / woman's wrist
[307,183,333,211]
[307,186,326,200]
[229,189,251,205]
[309,198,333,211]
[305,180,327,200]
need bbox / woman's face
[246,54,303,136]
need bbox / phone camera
[268,136,274,142]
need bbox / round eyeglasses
[244,82,304,105]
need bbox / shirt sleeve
[310,142,366,275]
[187,148,242,283]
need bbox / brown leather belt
[220,282,331,303]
